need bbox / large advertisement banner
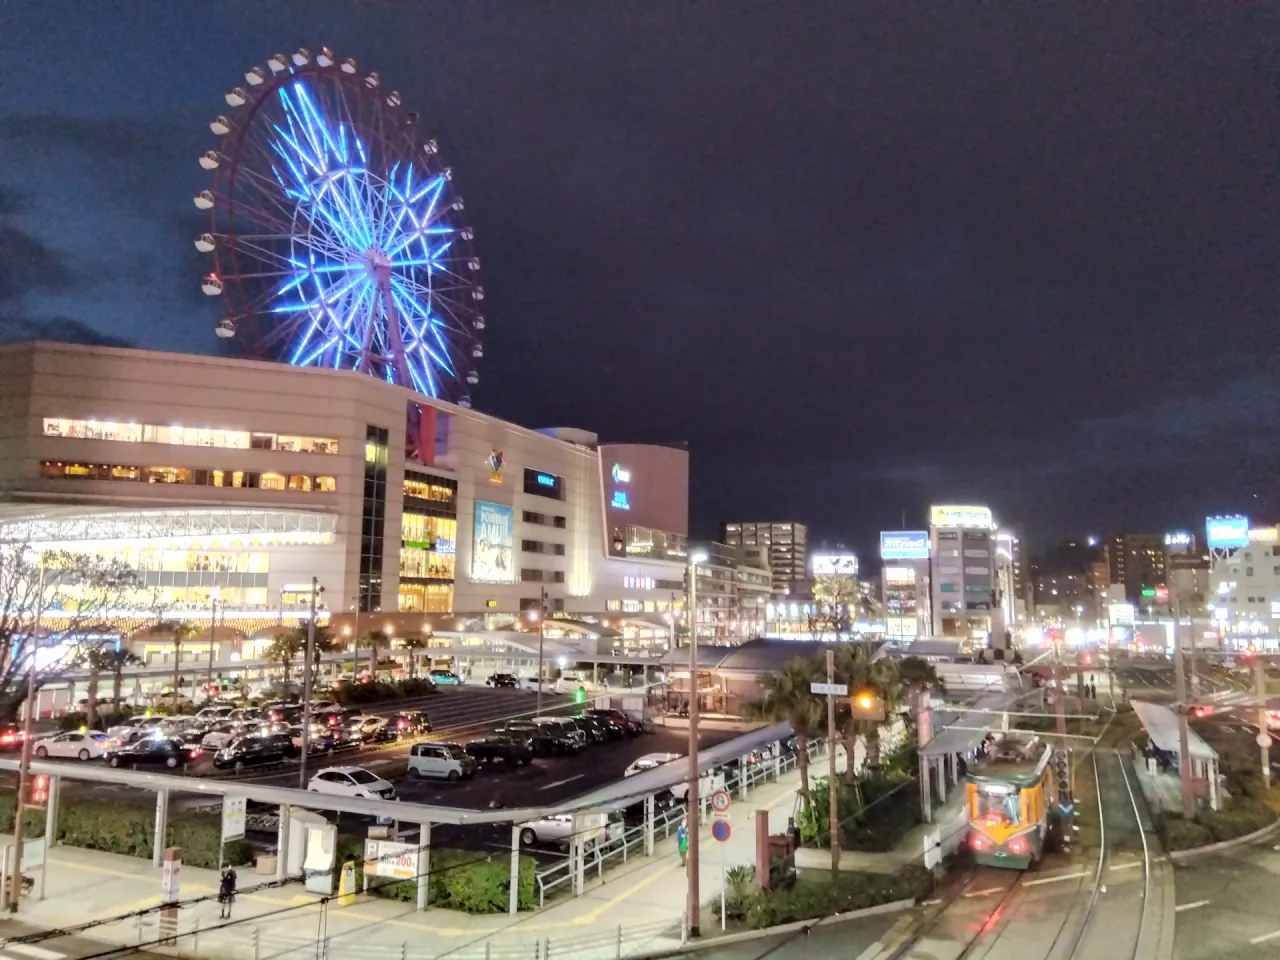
[472,501,515,582]
[881,531,930,559]
[1205,515,1249,549]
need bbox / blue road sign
[1058,802,1075,818]
[711,819,732,843]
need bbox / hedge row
[0,795,253,869]
[1160,797,1276,851]
[336,838,537,913]
[725,864,929,930]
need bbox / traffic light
[1053,750,1070,798]
[849,691,885,722]
[28,774,49,807]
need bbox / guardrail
[532,736,829,908]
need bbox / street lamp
[298,577,324,789]
[207,587,220,697]
[685,549,707,938]
[529,588,547,716]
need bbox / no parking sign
[711,819,731,842]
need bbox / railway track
[885,742,1168,960]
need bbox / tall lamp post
[685,550,708,938]
[298,577,324,789]
[534,587,548,717]
[9,563,44,913]
[207,588,219,697]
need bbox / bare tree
[0,545,137,722]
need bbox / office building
[1106,533,1167,608]
[721,521,808,593]
[879,530,931,639]
[928,505,996,642]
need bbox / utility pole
[825,648,839,877]
[298,576,319,789]
[1256,656,1272,790]
[10,565,44,912]
[1172,633,1196,819]
[1053,640,1073,838]
[686,552,705,938]
[536,587,547,717]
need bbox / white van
[407,741,477,781]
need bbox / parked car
[532,717,586,750]
[389,711,432,736]
[194,706,235,722]
[518,814,574,847]
[408,742,477,781]
[202,721,263,750]
[307,766,396,800]
[580,712,627,739]
[346,715,390,743]
[286,723,347,754]
[318,707,360,729]
[485,673,519,689]
[587,708,650,736]
[226,707,261,723]
[624,753,682,778]
[565,716,609,744]
[465,735,534,768]
[263,703,302,725]
[428,668,462,685]
[0,725,27,752]
[498,721,574,756]
[33,731,108,760]
[106,716,166,740]
[214,734,295,771]
[107,737,200,769]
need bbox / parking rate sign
[221,796,247,842]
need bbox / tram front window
[976,787,1021,825]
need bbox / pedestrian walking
[218,867,237,919]
[676,818,689,866]
[1089,679,1097,701]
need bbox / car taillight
[970,831,991,851]
[1008,835,1028,855]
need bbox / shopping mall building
[0,341,690,675]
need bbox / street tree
[833,644,900,780]
[356,629,390,679]
[399,635,428,678]
[808,572,858,642]
[146,620,201,709]
[0,545,137,722]
[743,657,823,812]
[100,647,145,711]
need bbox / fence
[532,736,829,907]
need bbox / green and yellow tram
[964,734,1054,869]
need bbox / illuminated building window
[41,461,335,492]
[403,471,456,507]
[398,583,452,613]
[42,418,337,454]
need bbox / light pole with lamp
[9,562,44,913]
[685,549,708,938]
[298,577,324,789]
[533,587,547,717]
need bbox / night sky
[3,3,1278,557]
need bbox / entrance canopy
[1130,699,1218,761]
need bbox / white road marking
[1250,930,1280,945]
[538,774,585,791]
[2,946,67,960]
[963,886,1006,898]
[1175,900,1210,912]
[364,759,394,768]
[1022,869,1089,886]
[1109,861,1143,872]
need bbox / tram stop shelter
[1130,698,1222,811]
[917,705,1003,823]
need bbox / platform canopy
[1130,699,1218,761]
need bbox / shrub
[0,795,253,869]
[336,839,536,912]
[739,870,918,929]
[333,677,437,705]
[57,708,139,733]
[1160,815,1212,851]
[1198,798,1275,844]
[798,774,919,852]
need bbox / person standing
[676,818,689,867]
[218,867,237,919]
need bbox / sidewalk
[0,761,826,960]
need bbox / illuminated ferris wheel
[193,47,484,406]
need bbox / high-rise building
[1106,533,1167,608]
[928,505,997,641]
[879,530,931,639]
[689,542,773,645]
[721,522,808,593]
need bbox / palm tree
[265,632,305,690]
[78,642,108,730]
[833,644,900,780]
[147,620,201,709]
[355,629,390,680]
[101,647,145,710]
[399,636,428,678]
[743,658,823,812]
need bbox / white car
[33,731,109,761]
[307,766,396,800]
[624,753,681,778]
[346,715,389,742]
[518,814,574,847]
[407,742,477,781]
[202,721,262,750]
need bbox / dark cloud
[0,312,133,349]
[0,225,75,302]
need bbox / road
[1170,837,1280,959]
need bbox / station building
[0,341,689,668]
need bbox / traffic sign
[709,789,731,814]
[1258,733,1274,749]
[711,819,731,842]
[810,682,848,697]
[1058,801,1075,818]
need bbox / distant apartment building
[690,542,774,645]
[928,505,997,641]
[1106,533,1167,608]
[721,522,808,593]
